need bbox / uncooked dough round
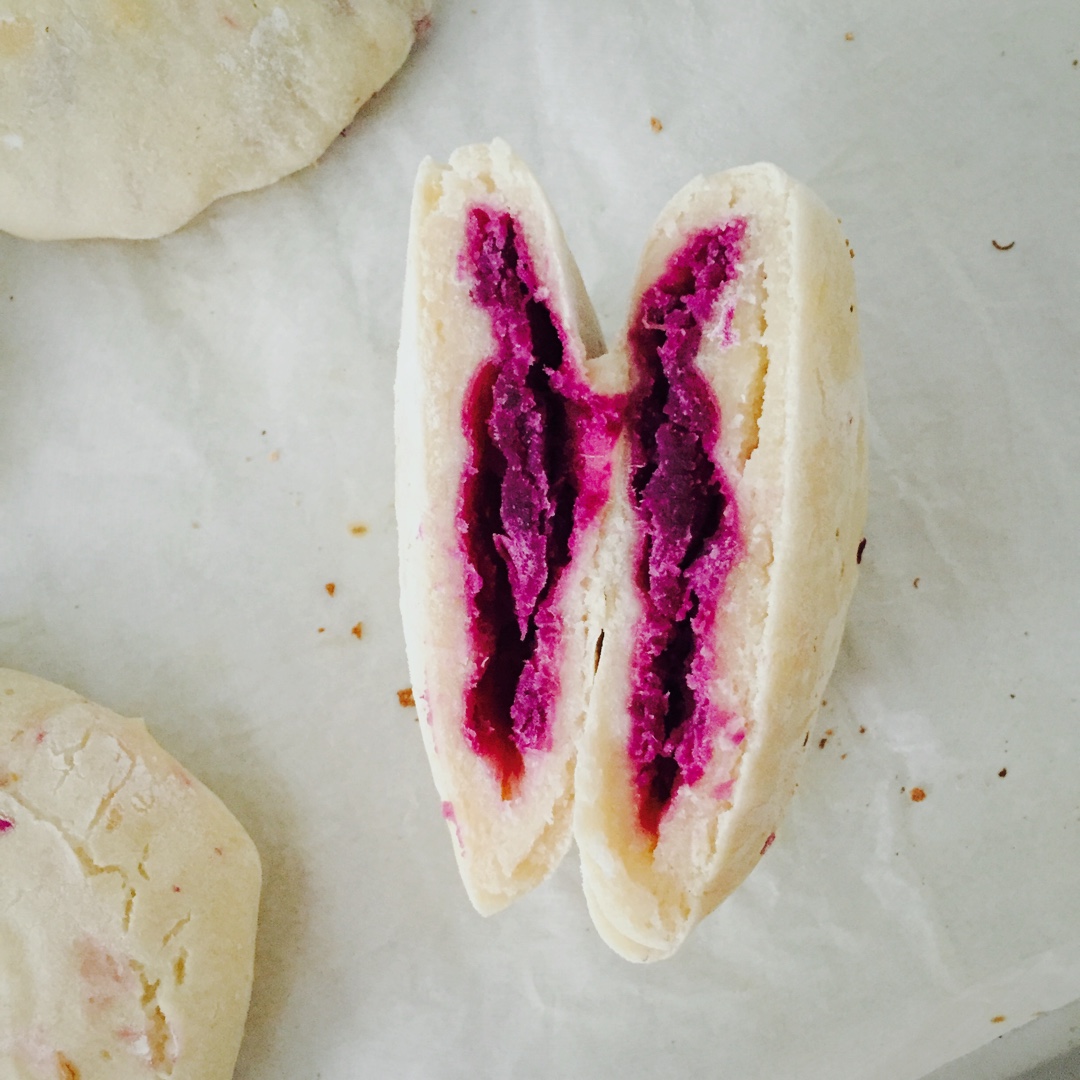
[0,669,261,1080]
[0,0,432,240]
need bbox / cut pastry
[0,669,261,1078]
[395,140,623,913]
[396,145,867,957]
[574,165,866,960]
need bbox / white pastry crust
[574,165,867,961]
[0,0,431,240]
[0,669,261,1078]
[395,139,616,914]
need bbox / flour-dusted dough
[0,669,261,1078]
[574,165,867,961]
[396,139,618,914]
[0,0,431,240]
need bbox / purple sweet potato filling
[626,221,747,837]
[458,206,620,799]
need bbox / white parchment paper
[1,2,1077,1077]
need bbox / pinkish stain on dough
[712,778,735,802]
[441,801,464,852]
[77,939,135,1011]
[626,221,748,839]
[457,206,623,799]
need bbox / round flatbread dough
[0,0,432,240]
[0,669,261,1080]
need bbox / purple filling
[626,221,747,837]
[458,207,621,799]
[0,818,12,833]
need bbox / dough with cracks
[0,0,432,240]
[0,669,261,1078]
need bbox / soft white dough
[0,669,261,1079]
[395,139,617,914]
[0,0,431,240]
[573,165,867,961]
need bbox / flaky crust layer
[574,165,867,961]
[0,668,261,1078]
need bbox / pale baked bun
[0,0,431,240]
[395,139,622,913]
[573,165,867,960]
[0,669,261,1077]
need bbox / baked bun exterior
[573,165,867,960]
[395,140,622,913]
[0,669,261,1078]
[0,0,431,240]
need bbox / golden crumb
[349,523,369,536]
[351,622,363,640]
[650,116,663,133]
[398,688,416,708]
[910,787,926,802]
[991,1015,1006,1024]
[317,627,325,633]
[844,31,854,40]
[325,583,336,597]
[268,450,280,462]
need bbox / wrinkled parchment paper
[1,2,1077,1077]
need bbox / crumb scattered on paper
[351,622,363,640]
[398,688,415,708]
[325,583,336,597]
[991,239,1015,251]
[349,523,369,536]
[911,788,927,803]
[844,31,854,41]
[650,116,663,132]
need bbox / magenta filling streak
[0,818,13,833]
[626,221,747,837]
[458,207,621,798]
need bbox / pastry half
[395,140,622,913]
[573,165,867,960]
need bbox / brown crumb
[214,847,224,856]
[857,537,866,564]
[818,737,828,749]
[1009,693,1015,699]
[650,116,663,133]
[317,627,325,634]
[825,728,834,736]
[991,239,1015,251]
[998,768,1007,778]
[844,31,854,40]
[351,622,363,640]
[398,688,415,708]
[802,731,809,747]
[841,753,848,760]
[910,787,926,802]
[349,523,369,536]
[56,1054,80,1080]
[849,248,855,258]
[913,577,920,588]
[172,885,181,893]
[268,450,280,462]
[859,725,866,734]
[991,1015,1006,1024]
[325,583,336,597]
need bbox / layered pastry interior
[457,206,621,800]
[625,221,750,839]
